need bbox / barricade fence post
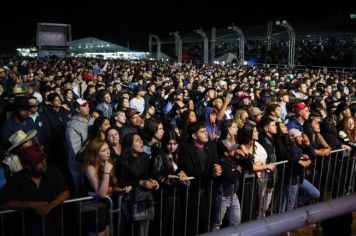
[0,149,354,235]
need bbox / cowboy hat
[7,129,37,152]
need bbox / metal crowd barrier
[1,148,354,236]
[0,195,119,236]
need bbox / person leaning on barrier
[236,122,276,221]
[303,119,331,157]
[179,121,222,235]
[81,138,126,236]
[281,129,320,212]
[118,132,159,236]
[0,145,69,236]
[259,118,278,215]
[152,128,190,236]
[212,140,242,230]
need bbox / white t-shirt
[130,97,145,113]
[254,141,268,178]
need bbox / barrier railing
[1,149,354,236]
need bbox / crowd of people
[179,36,356,67]
[0,57,355,235]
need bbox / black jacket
[220,156,242,197]
[179,141,220,190]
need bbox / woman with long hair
[304,119,331,157]
[219,119,238,145]
[142,118,164,156]
[89,116,111,141]
[119,133,159,236]
[179,109,197,144]
[62,89,75,112]
[152,128,189,236]
[339,116,356,146]
[234,109,248,129]
[236,123,275,220]
[82,138,128,236]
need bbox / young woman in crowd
[143,119,165,156]
[62,89,75,112]
[89,116,111,141]
[178,109,197,144]
[105,127,122,166]
[219,119,238,145]
[234,109,248,129]
[304,119,332,157]
[339,116,356,147]
[236,123,275,220]
[152,128,189,236]
[119,133,159,236]
[82,138,130,236]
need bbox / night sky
[0,1,355,54]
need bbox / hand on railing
[35,204,53,216]
[29,201,48,215]
[149,179,160,190]
[178,171,190,186]
[140,179,160,190]
[341,144,352,153]
[265,163,275,172]
[298,159,311,168]
[115,186,132,194]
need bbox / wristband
[103,172,110,175]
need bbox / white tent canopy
[214,53,237,64]
[148,52,171,60]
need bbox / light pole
[169,31,182,63]
[266,21,273,51]
[227,24,245,66]
[351,14,356,67]
[211,27,216,63]
[194,28,209,64]
[148,34,161,60]
[276,20,295,68]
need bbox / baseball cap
[125,108,140,119]
[289,128,303,140]
[247,107,263,117]
[75,98,89,107]
[21,146,47,167]
[294,102,309,116]
[221,139,239,151]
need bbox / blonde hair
[234,109,248,129]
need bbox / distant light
[243,61,248,65]
[276,21,281,25]
[351,14,356,19]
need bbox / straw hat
[13,86,26,95]
[7,129,37,152]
